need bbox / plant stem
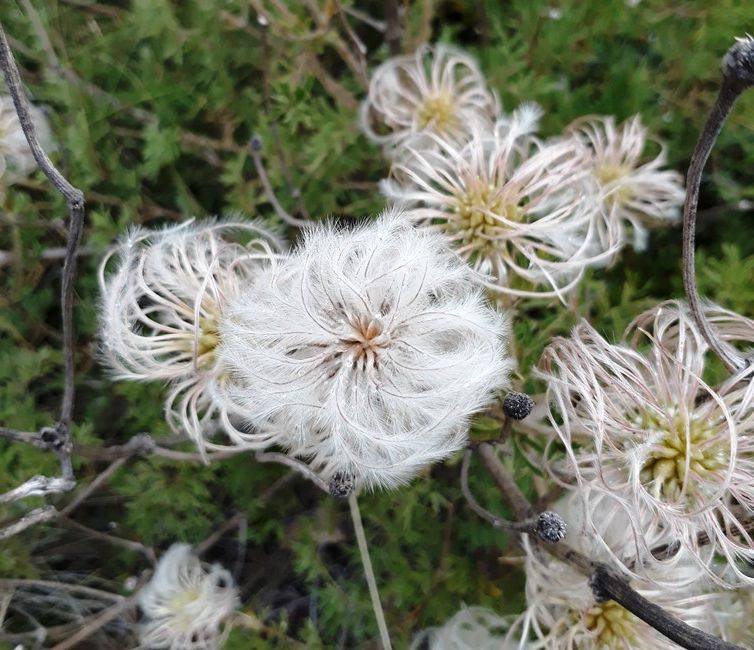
[348,492,392,650]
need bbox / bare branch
[249,136,309,227]
[0,22,86,481]
[384,0,401,55]
[59,458,127,517]
[0,476,74,504]
[0,506,57,540]
[590,565,744,650]
[49,573,149,650]
[461,450,540,534]
[255,450,329,492]
[682,36,754,373]
[257,18,311,221]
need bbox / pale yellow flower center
[197,316,220,359]
[595,162,634,205]
[584,600,640,648]
[639,410,727,502]
[416,93,458,132]
[449,183,520,255]
[168,586,202,629]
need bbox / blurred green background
[0,0,752,647]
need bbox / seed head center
[339,315,388,370]
[639,410,728,502]
[416,93,458,132]
[595,162,634,205]
[450,183,520,254]
[584,600,639,648]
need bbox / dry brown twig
[682,36,754,373]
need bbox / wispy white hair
[0,94,55,188]
[138,543,238,649]
[537,301,754,585]
[382,118,619,300]
[568,115,685,252]
[360,43,498,155]
[411,606,520,649]
[218,211,513,490]
[98,218,286,452]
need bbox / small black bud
[503,392,535,420]
[329,472,354,499]
[40,426,65,450]
[250,135,263,152]
[536,511,566,544]
[722,36,754,88]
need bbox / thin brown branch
[0,505,57,540]
[57,516,156,564]
[255,450,329,492]
[59,457,127,517]
[49,572,149,650]
[257,19,311,221]
[0,244,93,268]
[384,0,401,55]
[0,22,86,480]
[682,37,754,373]
[476,443,534,519]
[591,565,744,650]
[461,450,539,534]
[195,512,246,556]
[249,137,309,227]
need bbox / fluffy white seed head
[360,43,499,154]
[138,543,239,650]
[98,219,285,451]
[382,118,619,299]
[218,211,513,490]
[0,94,55,189]
[537,301,754,585]
[411,607,519,649]
[568,115,685,252]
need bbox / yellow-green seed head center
[595,162,634,205]
[449,184,520,255]
[584,600,640,648]
[416,93,458,133]
[168,586,201,629]
[196,316,220,364]
[639,410,728,502]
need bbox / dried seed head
[329,473,355,499]
[503,392,535,420]
[722,35,754,89]
[536,510,567,544]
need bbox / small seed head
[722,35,754,88]
[250,135,263,152]
[503,392,535,420]
[536,510,567,544]
[329,472,355,499]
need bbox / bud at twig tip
[329,472,354,499]
[722,34,754,88]
[536,511,566,543]
[250,135,263,153]
[503,392,535,420]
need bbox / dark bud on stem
[40,425,67,451]
[503,392,535,420]
[329,472,354,499]
[250,135,263,152]
[722,35,754,89]
[536,511,566,543]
